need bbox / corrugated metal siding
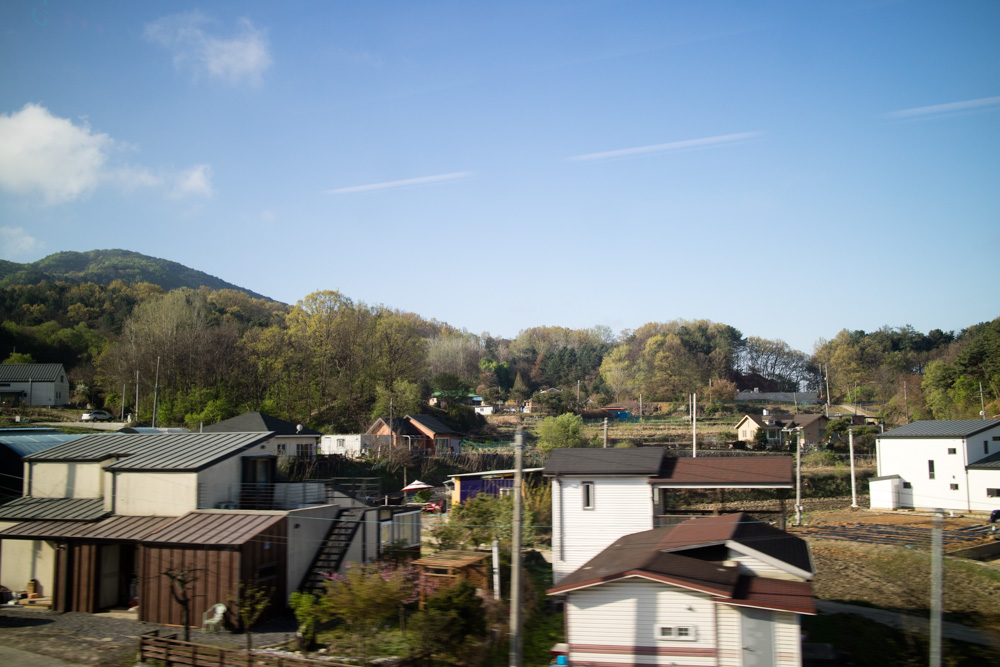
[553,476,654,583]
[880,420,1000,439]
[139,545,240,626]
[0,515,175,540]
[0,363,65,382]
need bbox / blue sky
[1,0,998,353]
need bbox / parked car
[81,409,112,422]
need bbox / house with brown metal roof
[366,414,463,455]
[0,432,421,625]
[548,513,815,667]
[543,448,794,584]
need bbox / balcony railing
[198,478,384,511]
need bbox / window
[950,483,959,491]
[499,487,513,497]
[902,482,912,489]
[393,511,421,547]
[657,625,696,641]
[582,482,595,510]
[297,442,315,458]
[276,443,287,455]
[380,521,392,546]
[928,461,935,480]
[337,438,345,450]
[435,437,451,453]
[947,448,957,455]
[986,441,990,455]
[987,489,1000,498]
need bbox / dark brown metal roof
[543,448,666,475]
[0,515,176,541]
[0,496,108,521]
[720,577,816,615]
[143,511,286,546]
[202,411,320,436]
[651,457,794,486]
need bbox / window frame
[928,460,935,480]
[656,624,697,641]
[581,481,595,510]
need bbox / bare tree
[163,567,199,642]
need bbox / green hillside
[0,249,272,301]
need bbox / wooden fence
[138,631,433,667]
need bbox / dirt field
[791,509,1000,635]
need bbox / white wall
[286,505,342,600]
[566,579,718,666]
[878,437,972,510]
[869,477,901,510]
[552,476,654,584]
[9,377,69,407]
[29,461,104,498]
[115,471,198,515]
[727,548,807,582]
[965,469,1000,513]
[0,527,57,599]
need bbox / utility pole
[795,429,803,527]
[577,380,580,408]
[824,364,831,418]
[979,381,987,420]
[639,393,643,420]
[134,370,140,423]
[121,383,126,421]
[509,428,524,667]
[492,538,501,601]
[903,380,909,424]
[692,393,697,457]
[930,510,943,667]
[602,418,608,448]
[849,428,858,509]
[152,356,160,428]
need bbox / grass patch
[803,613,996,667]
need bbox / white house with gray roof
[871,419,1000,513]
[0,363,70,407]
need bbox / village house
[869,419,1000,513]
[203,411,321,459]
[446,467,545,505]
[0,363,70,408]
[366,414,462,455]
[548,512,815,667]
[735,412,828,448]
[0,431,420,625]
[544,448,794,584]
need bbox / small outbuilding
[411,550,491,606]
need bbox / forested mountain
[0,250,271,300]
[0,250,996,431]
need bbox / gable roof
[544,448,666,476]
[405,414,460,436]
[0,363,66,382]
[547,513,815,613]
[879,420,1000,439]
[0,496,108,521]
[24,432,274,471]
[202,411,320,436]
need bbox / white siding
[553,476,654,583]
[878,437,973,511]
[773,611,802,667]
[728,549,805,582]
[965,469,1000,513]
[566,579,718,666]
[715,603,742,666]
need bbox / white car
[81,410,112,422]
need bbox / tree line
[1,280,996,428]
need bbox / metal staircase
[300,507,366,596]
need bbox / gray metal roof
[143,511,286,545]
[967,451,1000,470]
[0,515,177,541]
[0,431,90,457]
[203,411,320,436]
[878,420,1000,439]
[24,432,274,471]
[0,496,108,521]
[0,363,66,382]
[543,447,665,475]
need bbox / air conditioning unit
[216,502,236,510]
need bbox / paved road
[0,644,81,666]
[816,600,999,646]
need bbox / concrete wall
[0,526,57,599]
[286,504,342,599]
[29,461,104,498]
[115,471,198,515]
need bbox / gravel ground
[0,607,299,666]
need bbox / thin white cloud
[328,171,474,194]
[0,103,213,205]
[260,209,276,222]
[145,12,272,86]
[170,164,213,198]
[569,132,763,163]
[0,227,40,259]
[886,96,1000,119]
